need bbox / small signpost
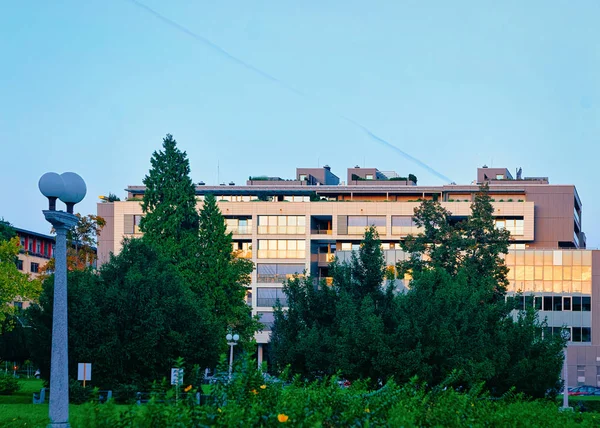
[77,363,92,387]
[170,368,183,385]
[171,368,184,403]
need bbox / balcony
[311,229,333,235]
[228,226,252,235]
[256,273,304,283]
[234,250,252,259]
[256,297,288,307]
[317,253,336,267]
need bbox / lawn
[0,379,113,427]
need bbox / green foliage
[0,237,41,332]
[69,359,599,427]
[0,218,16,242]
[272,227,397,382]
[274,186,564,398]
[0,372,20,395]
[27,239,221,391]
[408,173,418,184]
[192,194,258,344]
[107,192,120,202]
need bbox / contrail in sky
[126,0,453,183]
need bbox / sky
[1,1,599,246]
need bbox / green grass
[0,379,121,427]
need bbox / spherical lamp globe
[59,172,87,213]
[226,333,233,341]
[38,172,65,210]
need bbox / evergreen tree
[194,193,258,343]
[140,134,200,261]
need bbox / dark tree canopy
[272,187,565,397]
[27,239,220,390]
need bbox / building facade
[12,227,55,309]
[97,166,598,386]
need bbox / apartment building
[97,165,598,386]
[12,227,55,309]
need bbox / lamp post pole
[39,172,86,428]
[561,329,571,411]
[226,333,239,379]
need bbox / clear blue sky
[1,1,599,246]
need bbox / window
[582,296,591,311]
[495,218,524,236]
[257,240,306,259]
[232,242,252,258]
[578,366,586,385]
[28,240,33,252]
[13,302,23,310]
[299,174,307,181]
[543,296,553,311]
[553,296,562,311]
[16,259,23,270]
[256,264,304,282]
[256,288,288,307]
[496,174,504,180]
[36,242,41,254]
[257,216,306,234]
[133,215,142,234]
[257,311,275,331]
[31,262,39,273]
[20,237,25,248]
[392,216,417,235]
[365,174,374,180]
[348,216,386,235]
[226,218,253,234]
[564,297,571,311]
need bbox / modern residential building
[97,165,598,386]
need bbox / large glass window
[348,216,386,235]
[134,215,143,234]
[495,218,524,236]
[226,218,253,234]
[257,216,306,234]
[391,216,417,235]
[256,288,288,307]
[256,263,305,282]
[257,240,306,259]
[257,311,275,331]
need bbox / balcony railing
[257,274,304,283]
[256,297,288,307]
[317,254,336,265]
[227,226,252,235]
[311,229,333,235]
[234,250,252,259]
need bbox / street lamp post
[561,329,572,411]
[39,172,86,428]
[226,333,240,378]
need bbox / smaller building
[12,227,55,309]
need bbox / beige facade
[98,166,593,382]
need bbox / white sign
[78,363,92,381]
[171,368,183,385]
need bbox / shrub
[69,378,91,404]
[0,372,21,395]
